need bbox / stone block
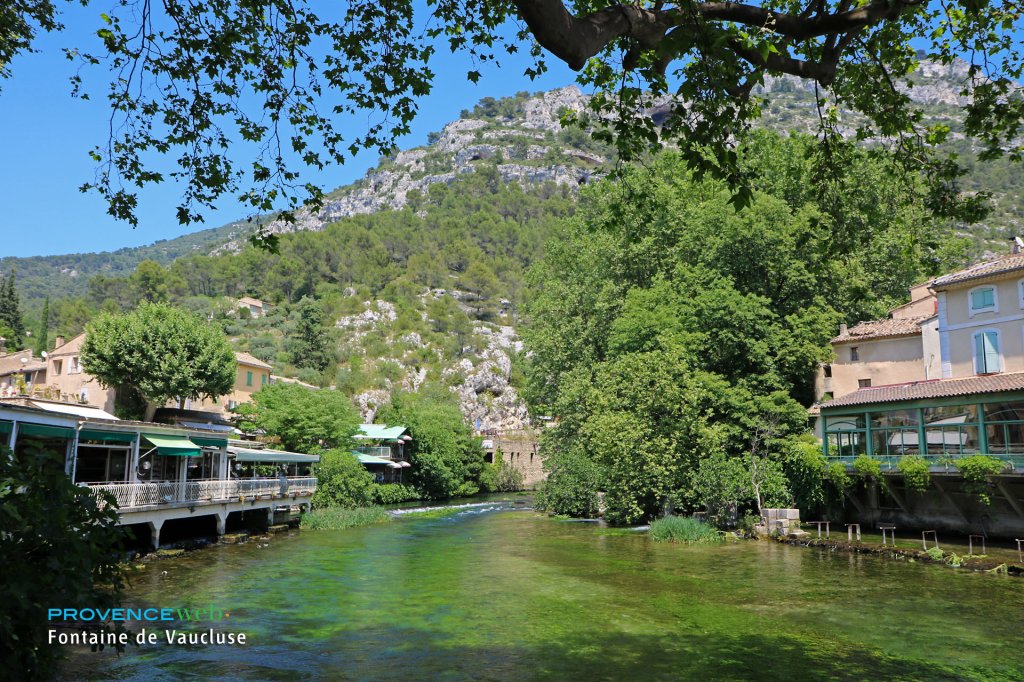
[221,533,249,544]
[268,524,289,534]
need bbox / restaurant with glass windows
[822,392,1024,468]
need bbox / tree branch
[512,0,918,74]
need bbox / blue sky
[0,4,577,258]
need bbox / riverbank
[777,535,1024,576]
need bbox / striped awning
[230,447,320,464]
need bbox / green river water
[71,498,1024,681]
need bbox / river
[70,497,1024,680]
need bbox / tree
[0,444,126,680]
[0,271,25,348]
[3,1,1020,230]
[311,448,375,509]
[33,297,49,354]
[376,385,486,499]
[235,382,360,453]
[81,302,235,410]
[290,297,332,374]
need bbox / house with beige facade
[817,248,1024,536]
[237,296,271,318]
[44,334,117,412]
[184,351,273,415]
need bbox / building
[1,398,317,548]
[44,334,117,412]
[819,248,1024,536]
[481,430,545,488]
[353,423,411,483]
[237,296,271,318]
[0,348,47,396]
[185,351,273,414]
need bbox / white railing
[355,446,395,459]
[88,477,317,511]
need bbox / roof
[50,332,86,357]
[237,296,267,306]
[355,424,409,441]
[820,372,1024,409]
[0,349,46,376]
[354,452,402,467]
[229,446,319,463]
[831,316,928,344]
[234,351,272,370]
[931,253,1024,289]
[21,399,119,421]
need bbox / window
[823,364,832,378]
[850,347,859,361]
[246,371,253,386]
[969,285,997,315]
[69,356,80,374]
[52,359,62,375]
[973,330,1001,374]
[858,378,872,388]
[261,373,267,385]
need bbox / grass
[300,506,391,530]
[649,516,723,544]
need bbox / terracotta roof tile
[234,351,272,370]
[820,372,1024,409]
[931,253,1024,288]
[831,316,927,343]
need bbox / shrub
[480,455,526,493]
[897,455,931,492]
[649,516,723,544]
[311,450,375,509]
[534,450,601,518]
[852,454,882,480]
[687,451,749,528]
[825,461,852,493]
[955,455,1007,505]
[1,444,127,679]
[300,506,390,530]
[371,483,421,505]
[925,546,944,561]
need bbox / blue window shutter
[984,332,1001,372]
[974,333,985,373]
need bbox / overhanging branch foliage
[5,0,1024,229]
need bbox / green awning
[0,421,11,436]
[230,447,320,464]
[355,424,409,441]
[79,429,137,444]
[18,423,75,439]
[191,435,228,448]
[144,433,201,457]
[355,452,394,465]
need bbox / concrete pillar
[149,520,163,550]
[215,512,228,536]
[266,506,275,526]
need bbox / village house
[237,296,271,318]
[0,348,48,396]
[818,245,1024,536]
[184,351,273,415]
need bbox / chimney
[839,323,848,336]
[54,335,64,349]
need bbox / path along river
[71,497,1024,680]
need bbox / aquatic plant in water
[299,506,391,530]
[649,516,723,544]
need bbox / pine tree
[291,297,332,373]
[0,272,24,348]
[34,297,49,354]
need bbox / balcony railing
[825,453,1024,472]
[87,477,317,511]
[355,446,396,459]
